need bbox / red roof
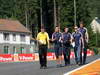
[0,19,31,33]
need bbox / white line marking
[64,58,100,75]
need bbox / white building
[91,17,100,33]
[0,19,32,54]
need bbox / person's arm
[36,32,42,44]
[69,33,72,43]
[85,28,89,43]
[80,33,84,49]
[52,33,55,42]
[71,32,75,43]
[59,33,63,43]
[46,33,50,48]
[36,33,40,50]
[36,33,39,41]
[71,32,75,47]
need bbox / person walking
[37,26,49,69]
[52,26,62,67]
[62,27,71,66]
[79,21,89,65]
[72,26,84,65]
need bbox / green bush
[93,48,98,55]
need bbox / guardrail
[0,50,94,62]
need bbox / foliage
[0,0,100,47]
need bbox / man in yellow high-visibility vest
[37,26,49,69]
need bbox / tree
[0,0,99,46]
[0,0,39,38]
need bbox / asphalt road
[0,55,100,75]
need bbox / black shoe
[43,66,47,69]
[78,63,82,66]
[56,64,59,68]
[59,64,62,67]
[40,66,43,69]
[56,64,62,68]
[43,65,47,69]
[83,62,86,65]
[68,63,70,65]
[76,61,80,65]
[76,61,78,64]
[78,62,83,66]
[65,62,67,65]
[65,64,67,66]
[56,64,60,68]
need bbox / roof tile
[0,19,31,33]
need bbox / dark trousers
[74,45,81,64]
[39,45,47,67]
[81,42,88,64]
[83,48,87,64]
[63,46,71,65]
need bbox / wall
[0,31,31,54]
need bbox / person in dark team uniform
[79,21,89,64]
[52,26,62,67]
[72,26,84,65]
[62,27,71,66]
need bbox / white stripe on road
[63,58,100,75]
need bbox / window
[13,34,16,41]
[4,33,9,41]
[20,34,26,42]
[4,46,9,54]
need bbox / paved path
[0,55,99,75]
